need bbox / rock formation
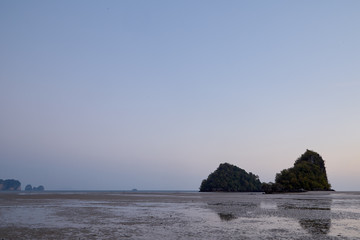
[262,150,332,193]
[200,163,262,192]
[0,179,21,191]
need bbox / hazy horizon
[1,1,359,191]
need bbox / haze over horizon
[1,1,359,191]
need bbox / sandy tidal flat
[0,191,360,239]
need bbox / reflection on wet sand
[218,213,237,221]
[278,198,332,236]
[204,193,333,237]
[299,218,331,235]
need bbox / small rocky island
[200,150,333,193]
[25,184,45,191]
[200,163,262,192]
[262,150,332,193]
[0,179,45,192]
[0,179,21,191]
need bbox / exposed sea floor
[0,191,360,239]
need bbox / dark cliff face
[267,150,332,193]
[199,163,262,192]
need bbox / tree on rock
[263,150,332,193]
[200,163,262,192]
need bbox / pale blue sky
[1,1,359,190]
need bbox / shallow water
[0,191,359,239]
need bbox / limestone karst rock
[200,163,262,192]
[263,150,332,193]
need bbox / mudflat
[1,191,359,239]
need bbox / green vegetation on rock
[25,184,45,191]
[0,179,21,191]
[200,163,262,192]
[262,150,332,193]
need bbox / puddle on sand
[260,201,278,210]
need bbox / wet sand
[1,191,359,239]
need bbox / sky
[1,1,359,191]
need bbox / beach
[0,191,359,239]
